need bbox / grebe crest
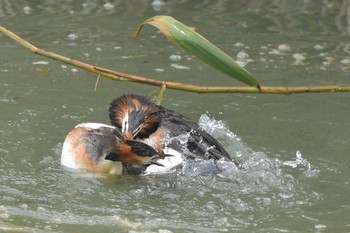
[109,94,160,139]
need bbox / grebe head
[61,123,165,175]
[109,94,160,139]
[105,139,165,166]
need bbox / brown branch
[1,25,350,94]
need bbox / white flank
[60,133,79,169]
[144,148,184,175]
[74,122,115,129]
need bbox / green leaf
[135,15,260,88]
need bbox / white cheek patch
[122,114,129,133]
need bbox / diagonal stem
[1,25,350,94]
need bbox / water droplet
[268,49,283,55]
[278,44,291,51]
[314,224,327,232]
[103,3,114,10]
[340,58,350,64]
[171,63,190,70]
[155,68,165,72]
[152,0,165,11]
[236,50,249,61]
[67,33,78,40]
[23,6,32,15]
[234,42,245,47]
[169,54,181,61]
[293,53,306,60]
[314,44,324,50]
[32,61,49,65]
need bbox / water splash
[159,114,319,185]
[193,114,319,201]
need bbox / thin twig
[94,73,100,92]
[1,25,350,94]
[155,82,167,105]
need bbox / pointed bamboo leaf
[135,15,260,88]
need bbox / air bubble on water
[171,63,190,70]
[236,51,253,67]
[67,33,78,40]
[236,50,249,61]
[293,53,306,60]
[269,49,283,55]
[169,54,181,61]
[278,44,291,51]
[152,0,165,11]
[32,61,49,65]
[314,224,327,232]
[340,58,350,64]
[314,44,324,50]
[23,6,32,15]
[292,53,307,65]
[103,3,114,10]
[234,42,245,47]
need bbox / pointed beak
[151,158,164,167]
[131,123,144,138]
[150,153,173,167]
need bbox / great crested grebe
[61,123,168,175]
[109,94,236,165]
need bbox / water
[1,1,350,232]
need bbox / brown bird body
[109,94,235,163]
[61,123,165,175]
